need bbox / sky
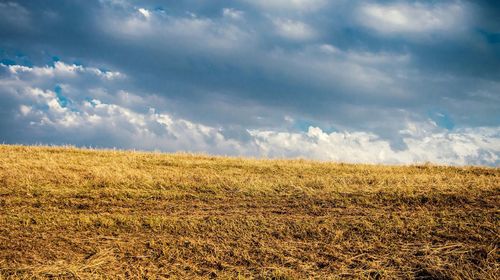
[0,0,499,166]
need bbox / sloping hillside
[0,145,498,279]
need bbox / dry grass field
[0,145,498,279]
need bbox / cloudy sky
[0,0,499,165]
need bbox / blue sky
[0,0,499,165]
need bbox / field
[0,145,498,279]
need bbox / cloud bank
[1,61,498,166]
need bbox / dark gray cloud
[0,0,499,165]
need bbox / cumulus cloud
[3,61,123,80]
[137,8,151,19]
[272,18,317,41]
[358,1,468,35]
[12,87,500,165]
[223,8,244,20]
[21,93,246,154]
[251,125,499,166]
[0,63,246,153]
[1,61,498,166]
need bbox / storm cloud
[0,0,499,165]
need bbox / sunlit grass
[0,145,498,279]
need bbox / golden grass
[0,144,498,279]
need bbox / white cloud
[262,44,409,95]
[2,62,123,80]
[272,18,317,40]
[19,105,32,116]
[137,8,151,19]
[222,8,244,20]
[358,2,467,35]
[10,85,500,166]
[250,125,499,166]
[245,0,327,12]
[105,10,253,52]
[17,89,248,154]
[1,60,498,166]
